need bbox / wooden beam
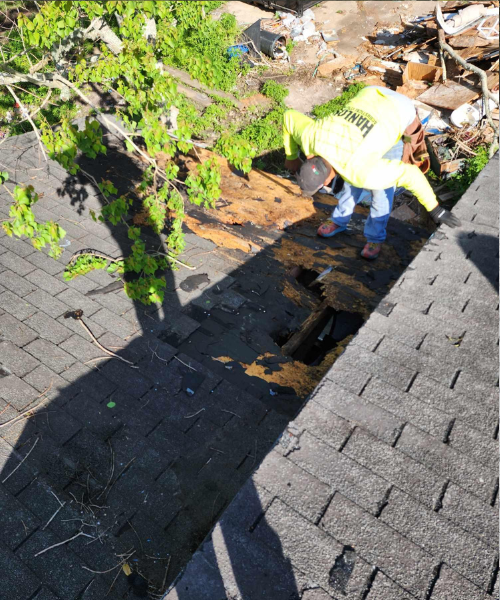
[282,299,331,358]
[160,64,243,110]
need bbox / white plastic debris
[286,9,316,40]
[5,111,13,123]
[450,103,481,128]
[186,387,195,396]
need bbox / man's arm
[283,109,314,160]
[361,159,439,211]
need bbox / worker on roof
[283,86,461,260]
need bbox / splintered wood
[184,148,315,233]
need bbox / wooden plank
[282,299,331,357]
[161,64,243,109]
[417,81,479,110]
[176,83,212,109]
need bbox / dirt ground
[217,0,438,112]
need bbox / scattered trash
[321,30,339,43]
[451,102,482,128]
[228,44,250,58]
[343,64,366,81]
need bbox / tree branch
[6,84,47,160]
[438,30,499,138]
[0,69,67,89]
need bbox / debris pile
[296,1,498,216]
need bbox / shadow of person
[457,232,499,291]
[0,116,430,598]
[0,122,302,599]
[172,478,302,600]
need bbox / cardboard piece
[417,81,479,110]
[403,62,443,83]
[317,56,354,77]
[397,81,429,99]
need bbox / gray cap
[296,157,329,195]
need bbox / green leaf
[107,401,116,408]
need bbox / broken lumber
[417,80,479,109]
[282,300,331,357]
[159,64,243,110]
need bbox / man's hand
[285,157,303,173]
[429,205,462,228]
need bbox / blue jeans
[331,140,404,243]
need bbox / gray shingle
[0,542,41,600]
[334,345,417,391]
[288,431,390,516]
[253,451,331,523]
[25,268,67,295]
[0,340,39,377]
[0,269,37,297]
[380,488,495,590]
[291,399,353,451]
[254,497,344,592]
[439,482,499,549]
[23,339,75,374]
[448,419,499,470]
[409,374,497,434]
[396,424,497,503]
[320,493,437,599]
[0,251,36,276]
[23,311,73,345]
[429,565,488,600]
[0,375,39,410]
[343,428,446,510]
[0,291,37,321]
[0,313,38,346]
[25,289,69,319]
[312,380,404,445]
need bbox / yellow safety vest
[283,87,438,211]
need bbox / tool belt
[402,116,430,174]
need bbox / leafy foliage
[312,83,367,119]
[214,133,255,173]
[63,254,111,280]
[445,145,490,198]
[239,107,285,154]
[2,1,242,305]
[2,179,66,258]
[185,157,222,208]
[261,80,289,104]
[41,117,107,174]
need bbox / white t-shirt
[369,86,416,131]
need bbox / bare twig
[50,490,64,507]
[220,409,242,418]
[438,32,499,137]
[161,556,172,593]
[103,457,136,500]
[152,251,196,271]
[75,315,137,367]
[2,437,39,483]
[42,501,67,530]
[173,355,197,371]
[35,531,95,557]
[81,551,136,574]
[184,408,205,419]
[106,568,123,597]
[6,85,47,160]
[127,519,144,553]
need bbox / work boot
[317,220,347,238]
[361,242,382,260]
